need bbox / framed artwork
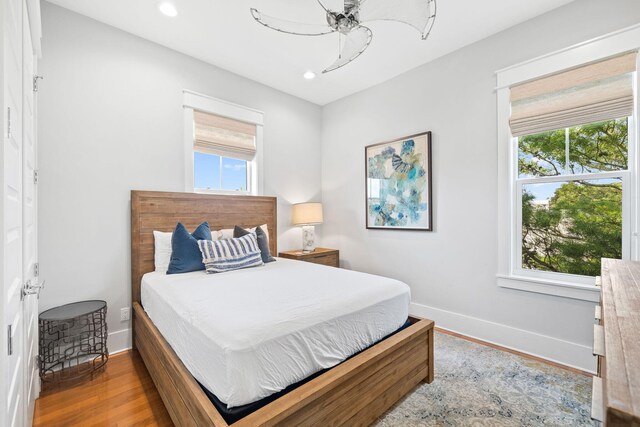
[365,131,432,231]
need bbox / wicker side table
[39,300,108,383]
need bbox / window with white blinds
[509,52,636,137]
[193,110,257,161]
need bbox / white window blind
[193,110,257,161]
[509,51,637,137]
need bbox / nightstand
[279,248,340,268]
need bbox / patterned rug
[374,331,594,426]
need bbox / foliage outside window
[517,118,627,277]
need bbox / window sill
[497,274,600,302]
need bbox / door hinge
[34,170,38,184]
[6,107,10,139]
[7,325,12,356]
[34,262,39,276]
[33,75,43,92]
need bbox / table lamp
[292,202,323,253]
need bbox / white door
[3,0,26,425]
[22,2,40,424]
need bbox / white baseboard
[410,302,597,374]
[108,328,132,355]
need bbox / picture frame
[365,131,433,231]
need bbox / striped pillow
[197,233,263,273]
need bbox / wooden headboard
[130,190,277,304]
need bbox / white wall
[321,0,640,372]
[37,3,322,352]
[38,0,640,369]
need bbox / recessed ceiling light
[158,2,178,17]
[303,71,316,80]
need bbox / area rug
[374,331,594,426]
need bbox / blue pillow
[167,222,212,274]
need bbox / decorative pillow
[233,225,275,263]
[153,231,173,272]
[218,224,269,243]
[198,234,264,273]
[167,222,212,274]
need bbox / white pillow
[217,224,270,243]
[216,228,234,240]
[153,231,173,273]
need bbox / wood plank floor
[33,330,589,426]
[34,350,172,427]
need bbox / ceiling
[45,0,575,105]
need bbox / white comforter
[141,258,410,407]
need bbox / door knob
[21,280,45,300]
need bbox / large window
[517,118,628,277]
[183,91,263,195]
[496,33,639,301]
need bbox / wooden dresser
[278,248,340,268]
[592,259,640,426]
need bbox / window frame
[183,90,264,196]
[496,24,640,302]
[513,126,632,285]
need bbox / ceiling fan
[250,0,437,73]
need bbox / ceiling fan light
[303,71,316,80]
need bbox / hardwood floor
[33,330,589,426]
[34,350,172,427]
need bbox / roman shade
[510,51,637,137]
[194,110,257,161]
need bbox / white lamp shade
[292,202,323,225]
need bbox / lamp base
[301,225,316,253]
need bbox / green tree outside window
[518,118,627,277]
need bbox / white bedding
[141,258,410,408]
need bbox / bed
[131,190,434,427]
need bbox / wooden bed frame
[131,190,434,427]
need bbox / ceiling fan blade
[359,0,436,40]
[250,8,335,36]
[316,0,329,12]
[322,26,372,73]
[344,0,358,13]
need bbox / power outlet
[120,307,131,322]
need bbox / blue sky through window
[194,152,220,189]
[221,157,247,191]
[194,152,248,191]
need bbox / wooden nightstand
[278,248,340,268]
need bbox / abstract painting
[365,132,432,231]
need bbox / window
[517,118,628,278]
[496,30,640,301]
[194,152,249,192]
[183,90,264,195]
[193,110,255,193]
